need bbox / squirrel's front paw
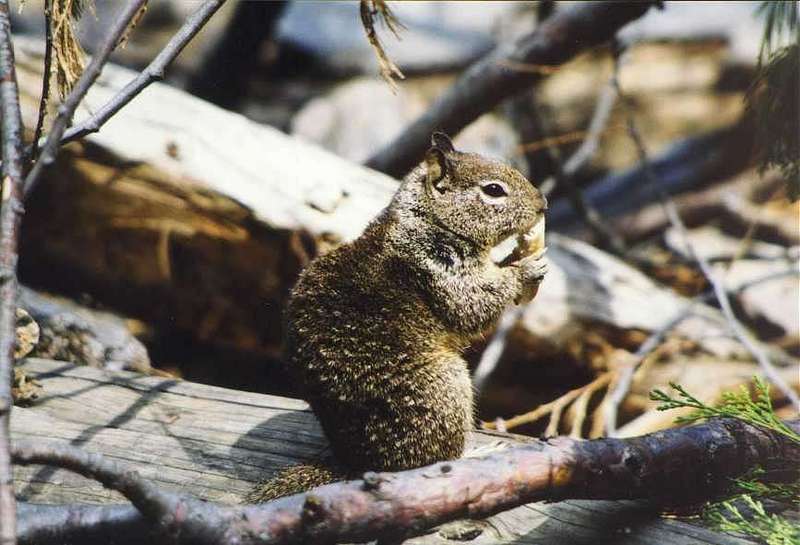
[514,251,547,304]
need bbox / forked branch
[13,418,800,545]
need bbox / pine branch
[651,377,800,444]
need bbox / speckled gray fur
[247,134,547,502]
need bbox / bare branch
[11,442,180,521]
[365,1,654,178]
[58,0,227,148]
[538,72,620,195]
[13,418,800,545]
[483,373,612,433]
[0,0,27,541]
[22,0,149,199]
[603,307,695,436]
[602,264,800,436]
[29,0,54,165]
[661,197,800,411]
[542,66,626,255]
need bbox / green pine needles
[650,378,800,544]
[707,495,799,545]
[756,0,800,64]
[650,377,800,444]
[749,1,800,200]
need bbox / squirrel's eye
[481,183,508,198]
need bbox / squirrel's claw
[514,252,548,304]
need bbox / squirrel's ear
[424,148,448,192]
[430,132,455,154]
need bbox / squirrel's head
[419,132,547,251]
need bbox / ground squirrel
[247,133,547,502]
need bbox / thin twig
[29,0,54,165]
[602,265,800,436]
[539,74,619,196]
[604,307,695,436]
[570,371,614,438]
[0,0,27,541]
[12,442,177,522]
[359,0,404,91]
[483,373,612,433]
[615,50,800,412]
[58,0,227,149]
[495,59,560,75]
[517,129,590,153]
[662,196,800,410]
[541,65,626,255]
[22,0,149,199]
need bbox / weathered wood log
[14,36,398,358]
[11,358,771,544]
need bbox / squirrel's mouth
[490,214,546,267]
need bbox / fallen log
[12,358,792,545]
[13,35,397,358]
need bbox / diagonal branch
[22,0,149,199]
[58,0,227,149]
[0,0,27,542]
[29,0,54,166]
[603,306,695,436]
[365,1,654,178]
[13,418,800,545]
[542,66,626,255]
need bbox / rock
[14,308,40,360]
[19,288,151,373]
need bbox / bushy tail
[244,460,345,503]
